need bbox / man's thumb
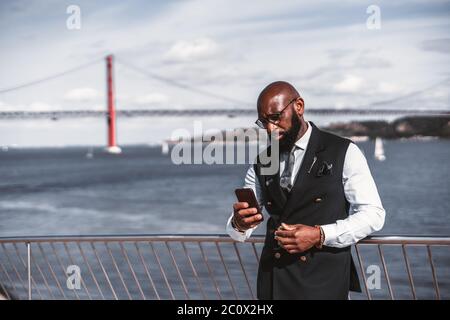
[281,223,295,230]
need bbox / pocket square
[316,161,333,177]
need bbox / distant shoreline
[182,115,450,144]
[324,115,450,139]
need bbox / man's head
[256,81,307,152]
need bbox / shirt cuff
[320,223,339,247]
[226,214,255,242]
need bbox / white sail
[161,141,169,155]
[85,147,94,159]
[374,137,386,161]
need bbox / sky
[0,0,449,146]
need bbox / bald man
[226,81,385,299]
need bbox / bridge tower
[105,54,122,154]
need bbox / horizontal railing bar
[0,234,249,243]
[357,236,450,245]
[0,234,449,245]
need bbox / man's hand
[232,202,263,232]
[274,223,321,254]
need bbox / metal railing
[0,234,448,300]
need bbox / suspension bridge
[1,55,449,151]
[1,108,449,120]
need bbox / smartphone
[234,188,263,221]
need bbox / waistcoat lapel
[281,122,326,220]
[263,158,287,209]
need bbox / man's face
[259,97,302,152]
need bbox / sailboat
[85,147,94,159]
[374,137,386,161]
[161,141,169,155]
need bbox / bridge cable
[0,59,103,94]
[356,77,450,109]
[115,57,252,107]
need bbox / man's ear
[294,98,304,116]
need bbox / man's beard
[279,115,301,152]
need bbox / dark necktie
[280,145,297,193]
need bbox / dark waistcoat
[254,122,361,300]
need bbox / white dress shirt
[226,121,386,248]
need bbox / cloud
[0,101,59,111]
[163,38,220,63]
[333,75,364,93]
[28,102,57,111]
[420,38,450,54]
[354,55,392,69]
[134,93,169,105]
[377,82,403,94]
[64,88,101,102]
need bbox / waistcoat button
[274,252,281,259]
[300,256,307,262]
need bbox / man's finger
[281,223,296,230]
[287,249,300,254]
[233,202,248,211]
[275,236,296,245]
[238,208,258,217]
[274,230,296,238]
[243,214,263,225]
[282,244,298,250]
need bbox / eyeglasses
[255,97,298,129]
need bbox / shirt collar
[294,121,312,150]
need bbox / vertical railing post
[27,242,31,300]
